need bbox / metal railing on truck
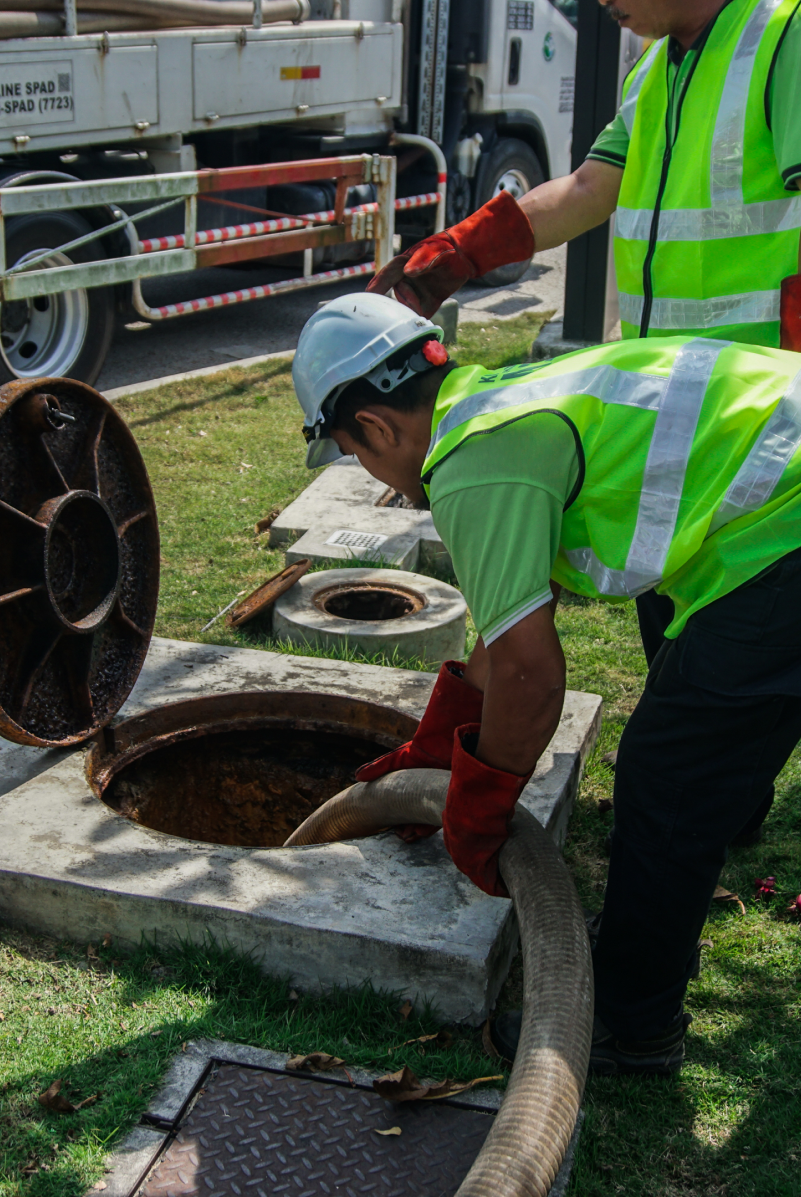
[0,144,446,335]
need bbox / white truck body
[0,22,404,160]
[0,0,581,382]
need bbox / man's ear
[354,408,399,450]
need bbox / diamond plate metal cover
[139,1063,494,1197]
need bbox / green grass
[0,933,496,1196]
[3,307,801,1194]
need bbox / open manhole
[86,691,418,848]
[314,582,425,622]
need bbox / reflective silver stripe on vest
[427,365,668,456]
[615,0,793,297]
[711,0,784,204]
[619,289,780,330]
[616,196,801,242]
[709,365,801,533]
[620,38,664,135]
[565,340,726,597]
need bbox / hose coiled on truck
[0,0,309,37]
[284,768,593,1197]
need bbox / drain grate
[138,1063,494,1196]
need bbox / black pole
[562,0,621,343]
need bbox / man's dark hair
[330,338,454,447]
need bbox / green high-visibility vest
[422,337,801,636]
[615,0,801,347]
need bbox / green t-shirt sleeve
[770,10,801,191]
[429,414,579,647]
[586,109,630,170]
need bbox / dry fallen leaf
[37,1079,99,1114]
[399,1000,413,1022]
[93,1183,108,1191]
[374,1126,402,1136]
[102,934,112,948]
[286,1052,345,1073]
[255,508,281,535]
[288,990,299,1001]
[390,1030,453,1054]
[714,885,746,915]
[0,1012,5,1021]
[373,1065,503,1103]
[86,944,98,960]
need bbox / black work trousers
[594,546,801,1041]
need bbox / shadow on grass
[1,931,494,1197]
[125,365,294,430]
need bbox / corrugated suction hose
[284,769,593,1197]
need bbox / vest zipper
[638,21,720,337]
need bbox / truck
[0,0,579,383]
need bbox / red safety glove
[441,724,530,898]
[367,190,535,318]
[356,661,484,842]
[781,274,801,351]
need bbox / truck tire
[0,211,114,385]
[474,138,543,287]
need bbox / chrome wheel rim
[0,249,89,378]
[493,167,530,202]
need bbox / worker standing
[293,293,801,1072]
[369,0,801,351]
[368,0,801,841]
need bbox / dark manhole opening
[102,725,395,848]
[139,1063,496,1197]
[316,583,424,622]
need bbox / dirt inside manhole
[102,725,393,848]
[315,583,424,622]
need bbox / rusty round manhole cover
[227,559,311,629]
[0,378,159,747]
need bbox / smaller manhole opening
[315,583,425,621]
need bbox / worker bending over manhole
[293,292,801,1076]
[368,0,801,843]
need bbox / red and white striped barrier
[138,260,376,320]
[138,193,441,255]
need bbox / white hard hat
[293,292,445,468]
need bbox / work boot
[589,1010,692,1076]
[489,1009,692,1076]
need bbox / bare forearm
[478,659,565,775]
[464,606,566,776]
[518,159,623,253]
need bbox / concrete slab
[0,637,601,1025]
[286,525,422,570]
[269,458,452,573]
[86,1125,167,1197]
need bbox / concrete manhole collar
[274,568,467,663]
[87,690,418,849]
